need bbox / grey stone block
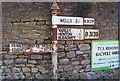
[4,68,11,73]
[85,65,90,72]
[12,67,21,73]
[35,72,42,79]
[67,44,77,51]
[25,73,34,79]
[58,45,65,52]
[43,55,51,60]
[4,59,13,65]
[81,59,90,65]
[31,68,38,73]
[71,61,79,65]
[66,51,75,58]
[26,64,35,68]
[59,58,69,65]
[78,44,90,51]
[58,52,66,58]
[76,50,84,55]
[28,60,37,64]
[31,55,42,59]
[22,67,30,73]
[5,74,13,79]
[15,58,27,64]
[13,73,21,79]
[84,50,90,54]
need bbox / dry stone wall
[57,43,118,79]
[2,52,53,80]
[1,2,118,80]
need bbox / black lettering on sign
[10,43,25,52]
[58,29,76,40]
[59,29,71,32]
[60,19,72,23]
[96,52,102,56]
[102,52,111,56]
[112,51,118,55]
[11,43,22,47]
[75,19,79,23]
[94,32,98,37]
[70,19,72,23]
[84,19,94,23]
[84,20,89,23]
[12,48,24,52]
[89,32,95,36]
[11,43,16,47]
[91,20,94,23]
[85,31,98,37]
[85,32,88,37]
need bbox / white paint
[91,40,119,71]
[9,43,25,52]
[52,52,58,79]
[57,28,84,40]
[84,18,95,25]
[9,43,53,53]
[52,16,83,25]
[53,43,57,53]
[84,29,99,39]
[52,25,57,28]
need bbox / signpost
[52,16,83,25]
[85,29,99,39]
[9,43,53,53]
[52,16,95,26]
[57,28,99,40]
[51,2,59,79]
[91,40,119,71]
[57,28,84,40]
[9,2,100,79]
[84,18,95,25]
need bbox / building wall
[2,2,118,80]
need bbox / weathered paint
[9,43,53,53]
[51,2,59,79]
[52,16,83,25]
[57,28,84,40]
[84,29,99,39]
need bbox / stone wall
[2,2,53,80]
[57,43,118,79]
[2,2,52,47]
[1,2,118,80]
[2,52,53,80]
[57,2,118,80]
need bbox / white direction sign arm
[84,18,95,25]
[52,16,83,25]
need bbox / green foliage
[72,2,95,17]
[47,14,52,20]
[45,26,51,34]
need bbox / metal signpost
[50,2,98,79]
[50,2,59,79]
[9,2,99,79]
